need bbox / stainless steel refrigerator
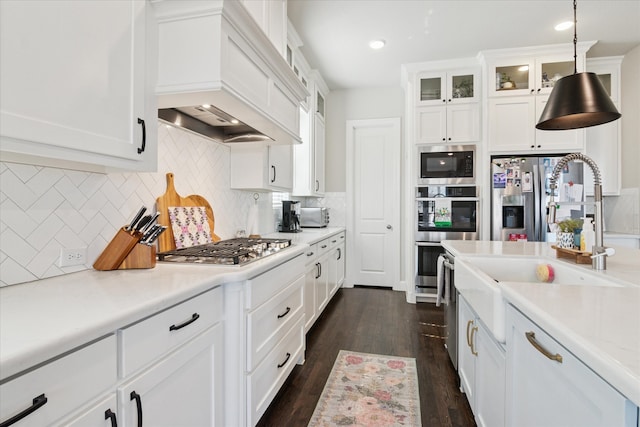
[491,155,584,242]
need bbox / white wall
[621,44,640,189]
[325,87,405,192]
[0,123,274,287]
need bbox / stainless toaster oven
[299,207,330,228]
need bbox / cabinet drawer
[316,238,330,257]
[304,243,318,265]
[329,232,345,249]
[247,316,305,426]
[119,286,222,377]
[245,254,304,309]
[0,335,116,427]
[247,274,304,370]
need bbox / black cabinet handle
[0,394,47,427]
[315,180,320,191]
[130,391,143,427]
[277,352,291,368]
[321,244,327,249]
[337,248,342,260]
[169,313,200,331]
[137,118,146,154]
[306,251,314,257]
[530,89,535,94]
[105,409,118,427]
[319,262,322,278]
[277,306,291,319]
[271,165,276,183]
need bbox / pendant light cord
[573,0,577,74]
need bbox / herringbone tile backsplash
[0,122,274,287]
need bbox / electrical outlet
[59,247,87,267]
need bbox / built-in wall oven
[417,145,475,185]
[415,185,478,291]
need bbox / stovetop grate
[157,237,292,265]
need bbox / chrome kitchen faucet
[547,153,611,270]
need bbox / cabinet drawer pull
[466,320,473,347]
[525,331,563,363]
[277,352,291,368]
[0,393,47,427]
[306,251,314,257]
[331,240,337,243]
[130,391,143,427]
[470,326,478,356]
[105,408,118,427]
[137,118,146,154]
[169,313,200,331]
[277,306,291,319]
[321,244,327,249]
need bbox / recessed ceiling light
[369,39,386,49]
[555,21,573,31]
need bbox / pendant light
[536,0,621,130]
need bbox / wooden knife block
[93,228,156,271]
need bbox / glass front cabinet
[416,69,479,106]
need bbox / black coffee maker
[280,201,301,233]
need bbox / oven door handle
[416,197,480,202]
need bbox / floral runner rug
[308,350,421,426]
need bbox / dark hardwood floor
[256,287,476,427]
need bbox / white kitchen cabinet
[293,71,328,197]
[240,0,287,57]
[416,69,479,106]
[483,45,593,154]
[303,243,319,332]
[303,233,345,333]
[414,68,480,144]
[310,238,331,317]
[458,296,505,427]
[117,287,224,426]
[223,254,305,427]
[488,96,584,153]
[230,143,293,192]
[416,104,480,144]
[506,304,636,427]
[119,324,223,427]
[0,336,117,427]
[585,57,623,196]
[328,234,346,297]
[0,0,158,173]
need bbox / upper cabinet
[0,0,158,173]
[411,65,481,144]
[230,143,293,192]
[416,69,479,106]
[584,57,623,196]
[481,42,594,154]
[288,22,328,197]
[240,0,287,58]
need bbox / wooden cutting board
[156,173,221,253]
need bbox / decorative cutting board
[156,173,221,253]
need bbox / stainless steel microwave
[417,145,475,185]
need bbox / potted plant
[556,218,583,249]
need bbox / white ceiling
[287,0,640,90]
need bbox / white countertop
[442,240,640,407]
[0,228,344,381]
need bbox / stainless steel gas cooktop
[157,237,292,265]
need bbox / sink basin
[465,257,624,286]
[455,256,627,343]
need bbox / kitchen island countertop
[0,228,345,381]
[442,240,640,407]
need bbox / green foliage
[557,218,583,233]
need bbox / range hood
[152,0,308,145]
[159,105,273,143]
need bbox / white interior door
[346,118,401,288]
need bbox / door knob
[386,225,392,230]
